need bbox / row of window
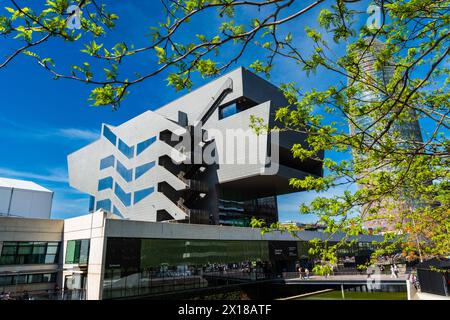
[102,125,156,159]
[99,155,156,184]
[65,240,90,265]
[0,273,57,287]
[0,242,59,266]
[96,183,155,209]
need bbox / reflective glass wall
[0,242,60,265]
[102,237,378,299]
[103,238,271,299]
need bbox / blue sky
[0,0,429,222]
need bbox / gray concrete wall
[104,218,384,243]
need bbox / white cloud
[57,128,99,141]
[0,167,68,183]
[51,196,89,219]
[0,117,99,142]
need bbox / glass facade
[103,126,117,146]
[102,238,270,299]
[0,242,60,265]
[134,187,154,205]
[116,160,133,182]
[118,139,135,159]
[0,273,57,286]
[219,103,238,119]
[135,162,155,179]
[65,239,90,265]
[100,155,115,170]
[98,177,113,191]
[218,97,258,120]
[114,183,131,207]
[102,237,378,299]
[218,194,278,227]
[137,136,156,155]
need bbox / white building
[0,177,53,219]
[68,67,323,225]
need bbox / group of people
[0,291,11,300]
[0,291,31,300]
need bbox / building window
[137,136,156,155]
[103,126,117,146]
[116,160,133,182]
[218,97,258,120]
[113,206,124,218]
[135,162,155,179]
[98,177,113,191]
[0,273,57,286]
[65,240,90,265]
[0,242,60,265]
[96,199,112,211]
[118,139,135,159]
[114,183,131,207]
[134,187,154,205]
[100,155,115,170]
[219,103,237,119]
[89,196,95,213]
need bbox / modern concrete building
[0,177,53,219]
[68,67,323,226]
[0,211,382,300]
[0,216,62,297]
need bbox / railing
[0,289,86,300]
[176,199,209,218]
[282,270,408,281]
[102,267,410,300]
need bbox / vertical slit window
[134,187,154,205]
[103,126,117,146]
[135,162,155,179]
[137,136,156,155]
[118,139,135,159]
[114,183,131,207]
[113,206,124,218]
[116,161,133,182]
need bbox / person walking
[394,264,399,278]
[390,265,396,279]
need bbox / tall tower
[348,38,423,232]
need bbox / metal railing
[0,289,86,300]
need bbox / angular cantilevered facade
[68,67,323,226]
